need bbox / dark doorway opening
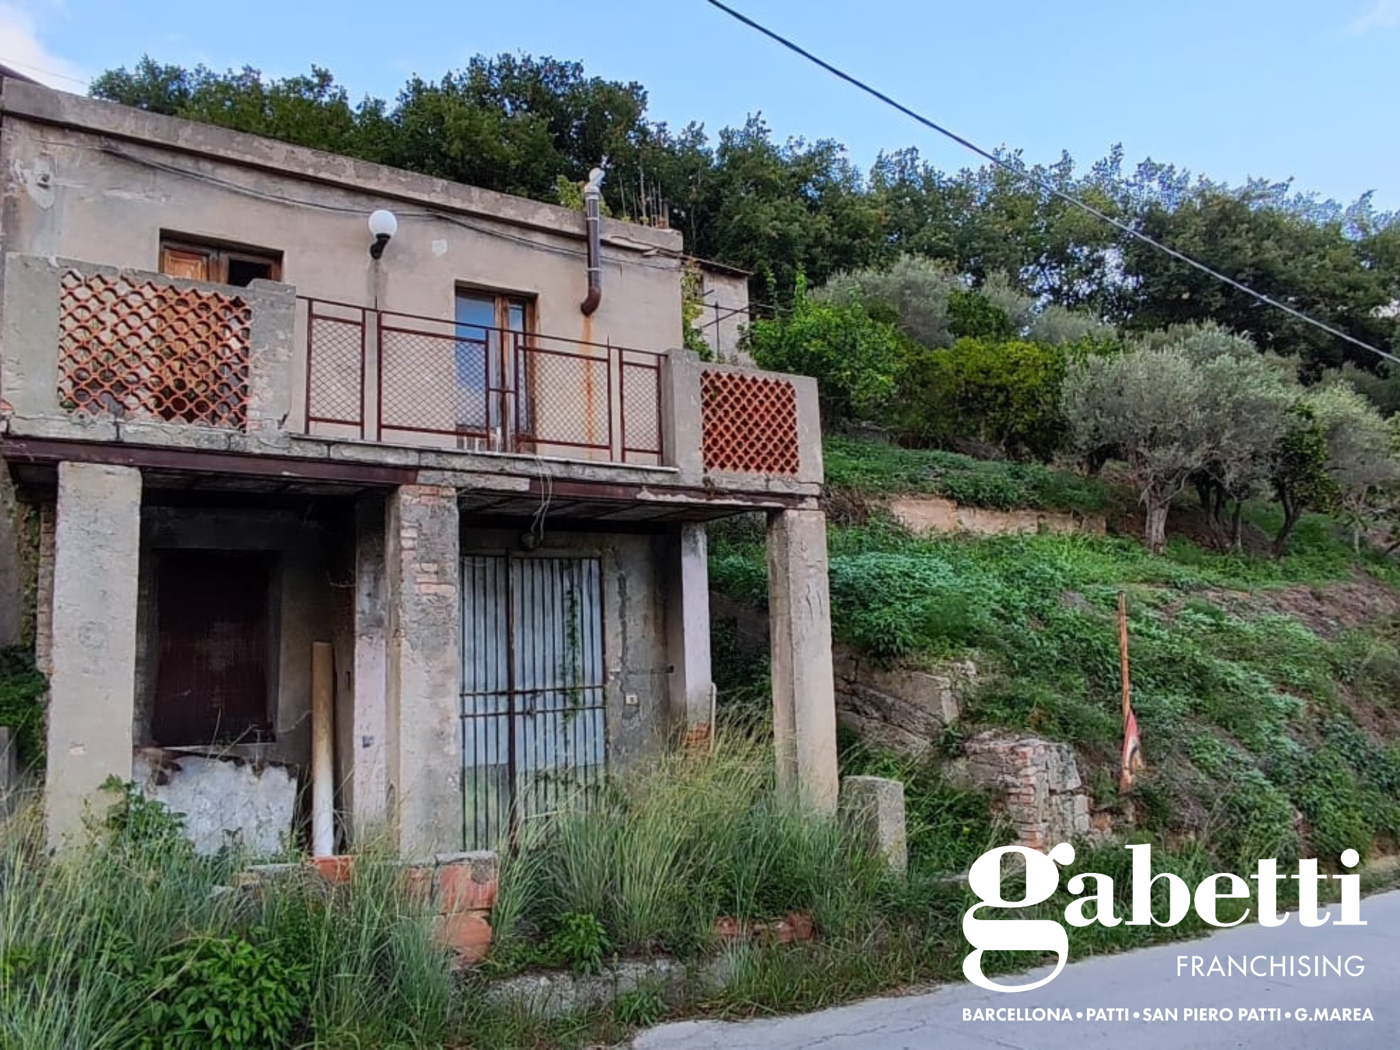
[152,550,276,747]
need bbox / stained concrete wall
[45,462,141,847]
[134,505,337,770]
[132,749,298,856]
[386,485,462,858]
[693,265,751,365]
[0,79,684,439]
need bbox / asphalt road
[632,889,1400,1049]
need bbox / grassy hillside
[713,437,1400,870]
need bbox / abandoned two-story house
[0,76,840,857]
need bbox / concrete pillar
[45,462,141,848]
[0,727,14,799]
[385,484,461,858]
[349,496,388,841]
[666,523,713,747]
[766,508,839,814]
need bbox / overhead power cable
[705,0,1400,368]
[0,55,89,89]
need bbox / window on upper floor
[453,288,534,434]
[159,236,283,287]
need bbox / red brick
[437,862,498,913]
[714,916,747,943]
[435,910,492,965]
[312,855,354,883]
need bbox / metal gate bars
[459,553,607,850]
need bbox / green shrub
[136,935,310,1050]
[896,338,1070,460]
[0,647,47,768]
[947,289,1014,341]
[546,912,613,974]
[747,276,909,423]
[614,984,668,1028]
[822,436,1115,512]
[505,738,892,961]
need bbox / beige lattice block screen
[700,370,800,475]
[58,271,252,430]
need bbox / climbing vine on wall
[561,577,585,726]
[682,265,714,361]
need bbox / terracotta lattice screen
[700,370,800,475]
[58,271,252,430]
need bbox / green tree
[746,277,905,423]
[1307,384,1400,549]
[946,290,1014,341]
[1271,402,1338,557]
[1063,344,1292,554]
[898,338,1069,460]
[816,255,963,348]
[1120,184,1397,375]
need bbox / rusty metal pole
[1118,592,1131,726]
[311,641,335,857]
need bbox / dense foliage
[89,57,1400,373]
[709,489,1400,867]
[745,277,907,423]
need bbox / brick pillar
[34,501,55,676]
[349,495,388,842]
[386,484,461,858]
[666,523,713,748]
[767,508,839,814]
[45,462,141,848]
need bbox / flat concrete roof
[0,78,684,256]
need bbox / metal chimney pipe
[580,167,605,316]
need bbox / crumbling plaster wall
[135,505,338,769]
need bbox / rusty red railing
[300,298,665,465]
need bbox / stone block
[840,775,908,874]
[834,649,975,757]
[0,728,13,798]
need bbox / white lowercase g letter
[963,843,1075,992]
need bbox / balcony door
[453,291,532,446]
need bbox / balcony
[0,257,822,505]
[300,300,665,466]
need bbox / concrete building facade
[0,77,838,856]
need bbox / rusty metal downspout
[580,167,605,316]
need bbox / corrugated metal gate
[459,553,607,849]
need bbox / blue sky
[3,0,1397,209]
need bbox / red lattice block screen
[700,370,800,475]
[58,271,252,430]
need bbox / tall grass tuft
[0,787,456,1049]
[505,733,894,962]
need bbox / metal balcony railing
[301,299,666,466]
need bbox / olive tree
[1063,343,1293,554]
[1306,384,1400,549]
[815,255,963,348]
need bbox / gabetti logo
[962,843,1366,993]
